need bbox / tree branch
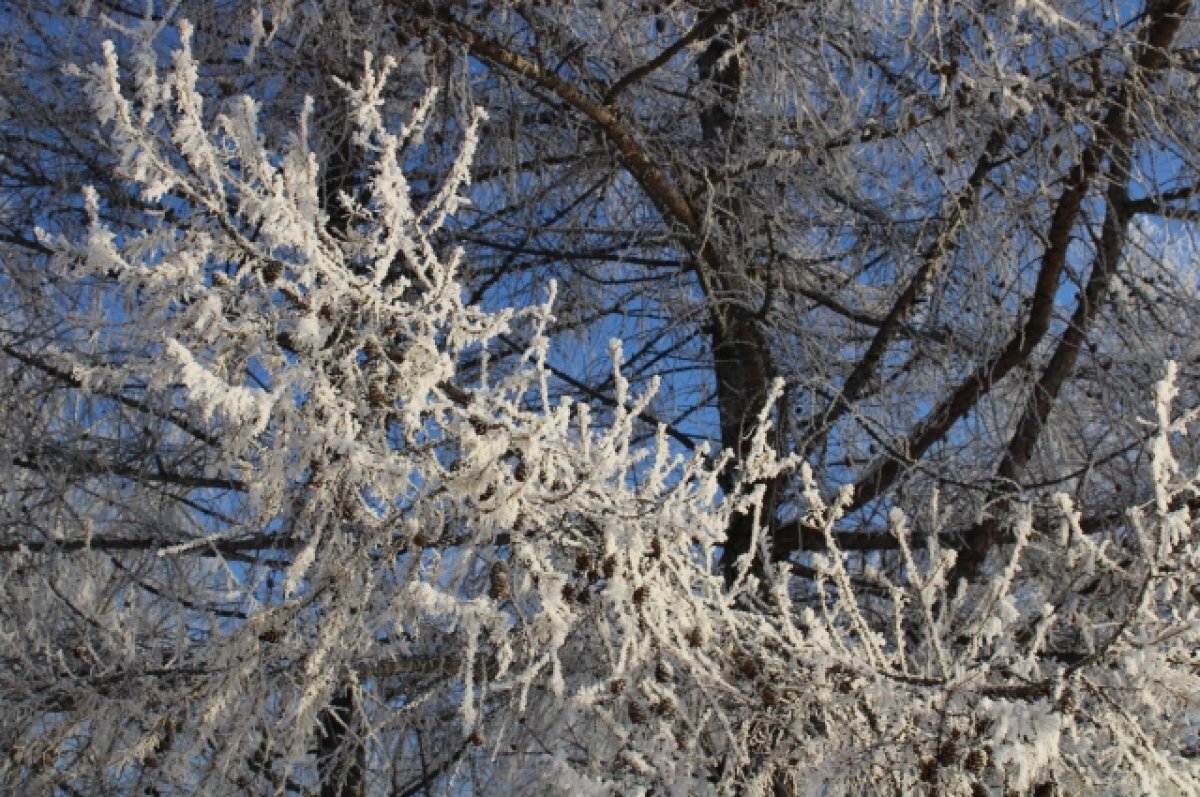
[846,0,1189,517]
[602,5,740,105]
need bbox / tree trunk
[697,33,781,585]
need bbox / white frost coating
[165,339,272,432]
[982,698,1065,792]
[15,15,1200,797]
[283,527,320,599]
[290,314,325,350]
[1152,361,1181,515]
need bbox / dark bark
[315,87,370,797]
[697,31,780,585]
[947,0,1187,585]
[802,129,1008,455]
[415,3,781,583]
[849,0,1188,526]
[318,687,366,797]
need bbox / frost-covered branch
[0,6,1198,797]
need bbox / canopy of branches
[1,1,1199,795]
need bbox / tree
[1,1,1199,794]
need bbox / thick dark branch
[413,4,778,586]
[845,0,1189,516]
[318,686,365,797]
[12,452,246,492]
[952,175,1133,587]
[0,232,55,256]
[0,533,288,556]
[947,0,1188,583]
[803,130,1007,452]
[773,488,1182,563]
[998,192,1132,484]
[456,233,689,270]
[603,5,740,105]
[410,4,720,281]
[1,344,222,448]
[1122,184,1200,220]
[1122,182,1198,213]
[845,162,1091,512]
